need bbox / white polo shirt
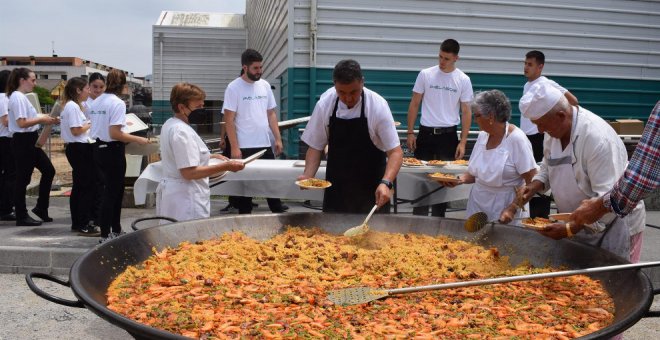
[8,91,39,133]
[301,87,400,152]
[89,93,126,142]
[412,66,473,127]
[60,101,91,143]
[223,77,276,149]
[520,76,568,135]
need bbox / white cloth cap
[519,82,563,120]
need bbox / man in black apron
[299,60,403,213]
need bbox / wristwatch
[380,179,393,189]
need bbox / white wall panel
[280,0,660,80]
[245,0,290,81]
[152,26,246,101]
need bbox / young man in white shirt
[522,50,579,218]
[406,39,474,217]
[224,49,287,214]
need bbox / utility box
[609,119,645,135]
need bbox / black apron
[323,92,388,213]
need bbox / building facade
[245,0,660,157]
[151,11,247,129]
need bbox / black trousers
[11,131,55,219]
[65,143,97,228]
[526,133,551,218]
[93,141,125,237]
[230,147,284,214]
[413,127,459,217]
[0,137,15,215]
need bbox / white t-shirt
[160,117,210,180]
[301,87,401,152]
[412,66,474,127]
[0,93,11,137]
[520,76,568,135]
[468,126,537,188]
[8,91,39,133]
[89,93,126,142]
[60,101,91,143]
[83,97,95,119]
[223,77,276,148]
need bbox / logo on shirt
[242,95,268,101]
[429,85,457,93]
[90,110,106,115]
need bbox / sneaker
[0,212,16,221]
[98,231,127,244]
[111,231,126,238]
[78,225,101,237]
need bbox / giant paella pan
[27,213,659,339]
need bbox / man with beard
[224,49,288,214]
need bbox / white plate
[295,179,332,189]
[124,113,149,134]
[549,213,572,222]
[208,158,228,181]
[443,164,468,171]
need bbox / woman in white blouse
[89,69,148,243]
[60,77,99,236]
[436,90,537,225]
[6,67,59,226]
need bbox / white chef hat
[519,82,563,120]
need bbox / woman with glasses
[435,90,537,225]
[89,69,148,243]
[156,83,245,222]
[6,67,59,226]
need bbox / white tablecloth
[133,160,472,208]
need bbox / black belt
[419,125,457,135]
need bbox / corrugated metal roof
[156,11,244,28]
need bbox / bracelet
[565,223,573,237]
[407,132,414,135]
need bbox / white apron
[466,123,529,225]
[547,111,630,260]
[155,134,211,224]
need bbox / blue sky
[0,0,246,76]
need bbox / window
[61,74,67,80]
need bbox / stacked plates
[209,158,228,185]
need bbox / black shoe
[0,212,16,221]
[271,204,289,213]
[16,216,42,226]
[78,225,101,237]
[31,208,53,222]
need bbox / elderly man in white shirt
[512,83,645,262]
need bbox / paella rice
[107,227,614,339]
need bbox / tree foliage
[32,86,55,107]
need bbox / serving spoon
[464,211,527,232]
[327,261,660,306]
[344,205,378,237]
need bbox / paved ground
[0,196,658,339]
